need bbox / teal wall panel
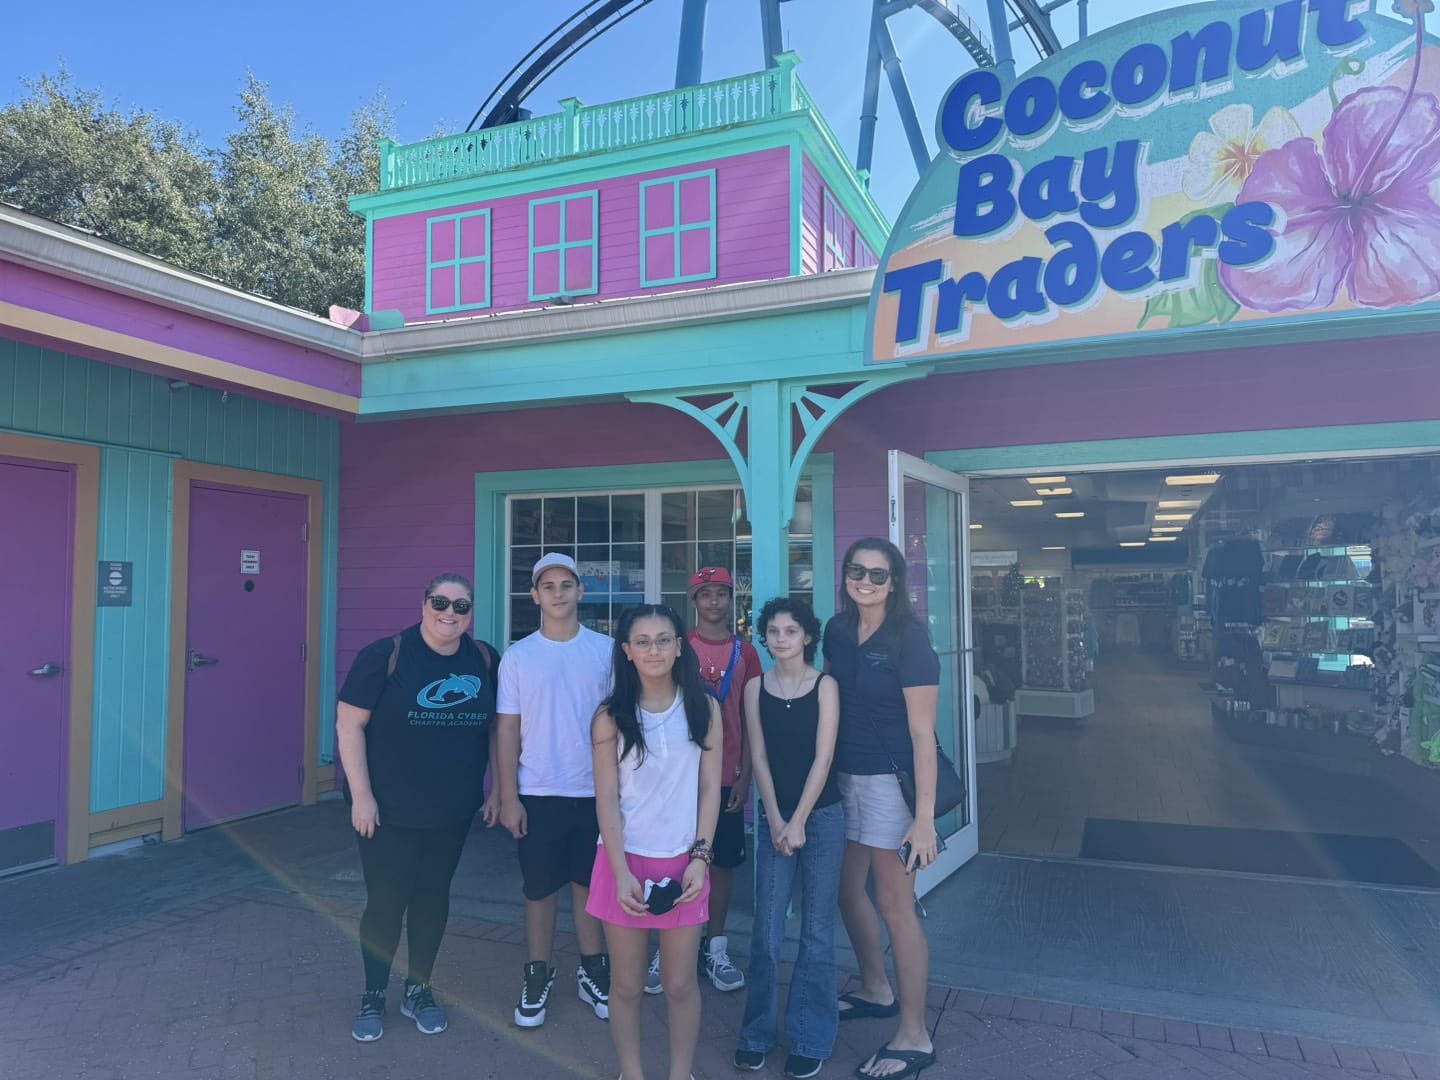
[0,338,341,814]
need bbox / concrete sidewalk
[4,802,1440,1079]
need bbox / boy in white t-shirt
[494,553,615,1029]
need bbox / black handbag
[892,742,967,818]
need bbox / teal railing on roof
[378,53,850,193]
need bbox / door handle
[188,651,220,670]
[28,662,62,677]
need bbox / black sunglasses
[844,563,891,585]
[427,595,473,614]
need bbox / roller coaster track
[469,0,1064,133]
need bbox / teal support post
[746,380,789,638]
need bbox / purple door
[0,459,74,872]
[183,484,308,830]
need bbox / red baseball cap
[688,566,734,597]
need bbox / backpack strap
[385,633,402,679]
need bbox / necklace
[691,635,732,680]
[771,670,807,709]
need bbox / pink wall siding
[336,401,716,678]
[820,333,1440,563]
[800,156,876,276]
[371,148,792,321]
[0,261,360,400]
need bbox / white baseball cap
[531,552,580,585]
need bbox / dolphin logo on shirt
[417,674,482,708]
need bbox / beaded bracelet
[688,840,714,865]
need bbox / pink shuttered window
[529,191,599,301]
[639,170,716,287]
[426,210,491,314]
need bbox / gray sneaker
[644,948,663,995]
[703,935,745,992]
[401,981,447,1035]
[351,990,385,1042]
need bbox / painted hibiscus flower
[1221,32,1440,312]
[1183,103,1302,203]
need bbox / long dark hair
[836,536,925,656]
[603,605,711,764]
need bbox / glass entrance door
[888,451,977,895]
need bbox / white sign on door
[240,549,261,575]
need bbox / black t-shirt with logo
[339,623,498,828]
[823,614,940,777]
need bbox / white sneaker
[703,935,745,992]
[644,948,663,995]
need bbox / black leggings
[356,819,471,992]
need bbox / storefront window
[506,482,814,643]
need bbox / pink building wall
[821,333,1440,564]
[371,148,792,322]
[335,401,715,677]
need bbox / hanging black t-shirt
[338,623,498,828]
[823,614,940,777]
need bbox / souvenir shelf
[1259,544,1377,710]
[1016,581,1095,720]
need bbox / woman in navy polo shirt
[822,538,940,1080]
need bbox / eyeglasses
[627,634,677,653]
[844,563,891,585]
[427,595,473,615]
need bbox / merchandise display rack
[1016,580,1095,720]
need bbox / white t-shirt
[496,625,614,797]
[616,691,701,858]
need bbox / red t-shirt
[688,630,761,783]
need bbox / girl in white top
[587,604,721,1080]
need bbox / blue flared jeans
[738,801,846,1060]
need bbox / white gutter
[0,203,364,360]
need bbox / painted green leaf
[1138,205,1243,330]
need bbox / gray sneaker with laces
[644,948,664,995]
[703,935,745,992]
[401,981,447,1034]
[351,989,385,1042]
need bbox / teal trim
[471,456,834,648]
[926,421,1440,475]
[638,168,717,288]
[425,210,491,315]
[788,142,803,278]
[363,215,374,313]
[529,190,600,302]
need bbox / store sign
[868,1,1440,364]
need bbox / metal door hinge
[300,642,307,663]
[298,764,305,786]
[301,522,310,542]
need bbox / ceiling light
[1158,499,1202,509]
[1165,472,1220,486]
[1152,526,1184,533]
[1042,545,1066,551]
[1150,536,1178,542]
[970,523,983,530]
[1027,476,1067,485]
[1035,487,1073,496]
[1154,513,1193,521]
[1055,511,1085,519]
[1011,499,1045,507]
[1120,541,1147,547]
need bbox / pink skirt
[585,845,711,929]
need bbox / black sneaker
[734,1048,766,1070]
[578,955,610,1021]
[351,989,385,1042]
[401,981,447,1034]
[514,961,554,1028]
[784,1054,823,1078]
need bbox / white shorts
[838,772,913,851]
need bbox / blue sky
[6,0,1179,217]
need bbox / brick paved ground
[4,882,1439,1080]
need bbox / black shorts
[713,786,746,870]
[517,795,600,901]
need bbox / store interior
[966,454,1440,888]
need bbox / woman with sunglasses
[823,540,940,1080]
[335,572,500,1043]
[587,604,722,1080]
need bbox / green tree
[0,71,216,271]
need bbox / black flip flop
[854,1046,936,1080]
[837,992,899,1021]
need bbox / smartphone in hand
[897,833,948,872]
